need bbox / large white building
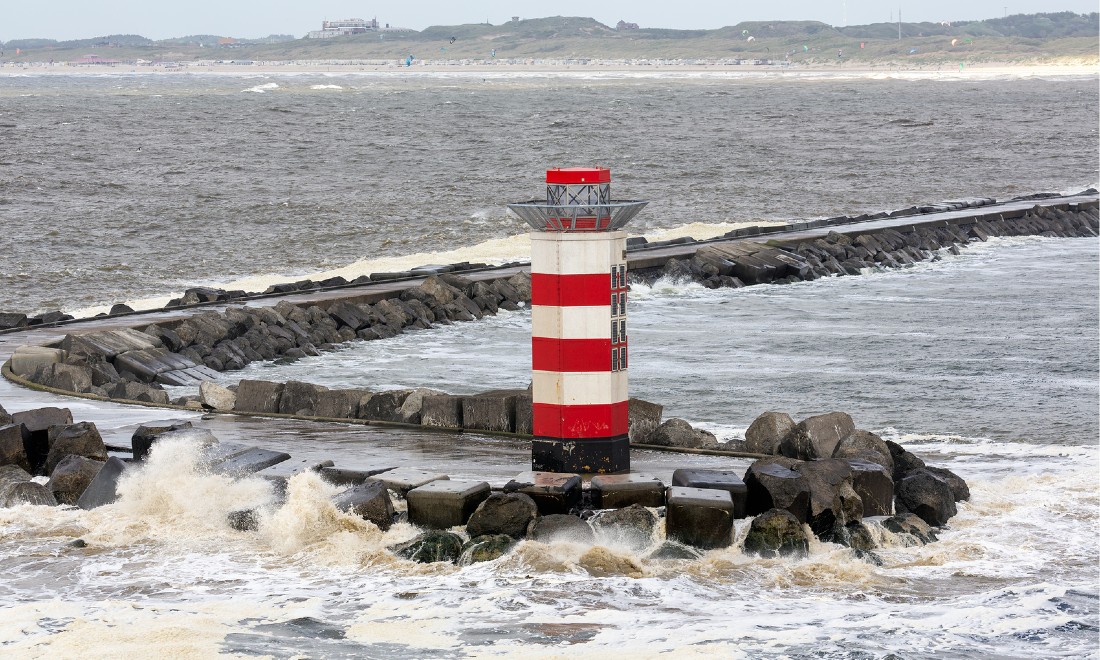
[306,18,379,39]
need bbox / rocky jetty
[630,203,1099,289]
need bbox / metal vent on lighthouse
[508,168,648,474]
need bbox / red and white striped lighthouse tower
[509,168,648,473]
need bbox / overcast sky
[2,1,1096,42]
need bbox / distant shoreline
[1,59,1096,78]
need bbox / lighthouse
[508,168,648,473]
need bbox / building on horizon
[616,20,639,30]
[306,18,380,39]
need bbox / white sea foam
[241,82,279,93]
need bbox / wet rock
[460,534,517,564]
[798,458,864,535]
[779,412,856,460]
[743,508,810,558]
[589,503,658,548]
[278,380,328,416]
[75,456,126,510]
[393,531,465,564]
[466,492,539,540]
[0,404,10,426]
[11,407,73,474]
[895,469,957,527]
[233,380,284,414]
[744,457,811,521]
[923,466,970,502]
[527,514,595,544]
[227,509,260,532]
[649,418,718,449]
[832,429,894,473]
[394,388,446,425]
[108,381,170,405]
[358,390,413,423]
[332,480,395,531]
[1,479,58,507]
[0,312,29,329]
[627,398,663,444]
[646,542,703,561]
[313,388,362,419]
[885,440,926,480]
[131,420,195,461]
[48,455,104,505]
[45,421,107,474]
[847,459,894,517]
[883,512,939,544]
[0,424,32,473]
[199,381,236,412]
[744,411,795,455]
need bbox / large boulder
[332,480,395,531]
[649,418,718,449]
[358,390,413,423]
[233,380,284,414]
[627,398,663,444]
[885,440,926,480]
[131,420,195,461]
[527,514,595,544]
[797,458,864,535]
[847,459,894,517]
[460,534,517,564]
[590,504,658,550]
[743,508,810,558]
[779,412,856,460]
[48,455,104,505]
[45,422,107,475]
[392,531,464,564]
[278,381,328,416]
[0,403,10,426]
[466,492,539,540]
[923,466,970,502]
[11,407,72,474]
[883,512,939,545]
[895,469,957,527]
[199,381,236,412]
[743,411,795,455]
[313,389,363,419]
[0,424,31,473]
[832,430,893,473]
[744,457,811,521]
[394,388,446,425]
[0,464,57,507]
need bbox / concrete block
[207,447,291,477]
[503,471,582,515]
[420,395,463,429]
[461,390,520,433]
[367,467,449,496]
[76,456,127,510]
[671,468,748,518]
[10,346,66,377]
[514,394,533,435]
[199,381,236,412]
[407,480,491,529]
[313,389,362,419]
[849,459,894,517]
[257,457,335,496]
[318,466,396,487]
[590,473,665,509]
[233,380,284,414]
[665,486,735,550]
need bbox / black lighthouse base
[531,436,630,474]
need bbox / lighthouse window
[611,349,620,372]
[620,319,626,340]
[619,292,626,314]
[611,267,618,289]
[619,265,626,284]
[611,293,618,316]
[611,321,619,344]
[620,347,628,370]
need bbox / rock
[459,534,516,564]
[628,398,663,444]
[0,403,10,426]
[0,312,29,329]
[743,508,810,558]
[527,514,596,544]
[744,457,811,521]
[48,455,105,505]
[883,512,939,544]
[649,418,718,449]
[75,456,127,510]
[0,424,32,473]
[797,458,864,535]
[779,412,856,460]
[45,421,107,474]
[923,466,970,502]
[895,469,957,527]
[108,381,170,405]
[109,303,134,315]
[233,380,284,414]
[358,390,413,423]
[885,440,926,480]
[646,542,704,561]
[227,509,260,532]
[130,420,195,461]
[11,407,73,474]
[394,387,445,425]
[591,503,658,549]
[466,492,539,540]
[392,531,464,564]
[313,389,362,419]
[199,381,237,412]
[278,380,328,416]
[1,479,58,507]
[847,459,894,517]
[832,430,894,473]
[332,480,395,531]
[744,411,795,455]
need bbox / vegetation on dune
[1,13,1095,65]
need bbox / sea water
[0,71,1097,657]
